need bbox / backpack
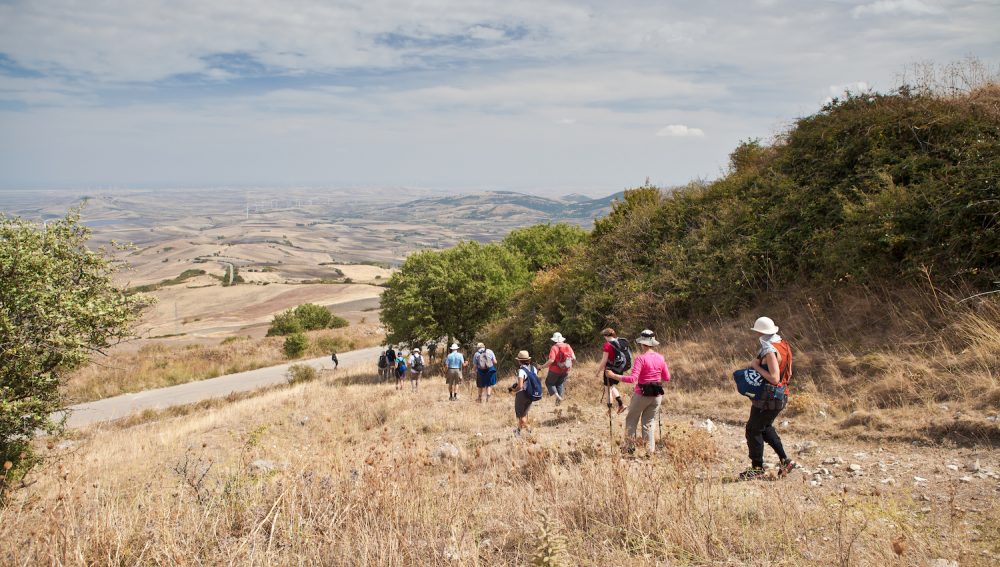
[476,349,492,370]
[396,358,406,372]
[607,338,632,374]
[411,354,424,372]
[521,365,543,401]
[554,344,573,370]
[378,354,388,369]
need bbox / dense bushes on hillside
[486,84,1000,356]
[267,303,348,336]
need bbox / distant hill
[383,190,621,225]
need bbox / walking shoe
[512,428,522,438]
[777,459,797,478]
[737,467,766,481]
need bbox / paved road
[60,346,383,428]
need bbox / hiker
[377,349,389,381]
[739,317,796,481]
[473,342,498,403]
[408,347,425,391]
[330,351,338,370]
[605,330,670,455]
[385,346,397,381]
[595,328,628,414]
[444,343,466,401]
[510,350,543,436]
[394,350,407,391]
[539,332,575,405]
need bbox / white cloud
[656,124,705,137]
[851,0,943,18]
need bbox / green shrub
[283,333,309,358]
[329,315,349,329]
[285,363,318,385]
[267,310,303,336]
[293,303,333,331]
[315,335,350,353]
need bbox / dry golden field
[4,351,999,566]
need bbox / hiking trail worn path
[59,346,383,428]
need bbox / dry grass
[62,327,382,403]
[4,359,999,565]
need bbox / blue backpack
[522,365,543,401]
[733,368,765,398]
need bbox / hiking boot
[777,459,797,478]
[737,467,766,481]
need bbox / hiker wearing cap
[408,347,425,391]
[595,328,627,415]
[444,343,467,401]
[539,332,576,405]
[473,342,498,403]
[394,350,407,391]
[738,317,796,481]
[605,330,670,455]
[511,350,544,436]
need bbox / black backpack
[608,338,633,374]
[378,354,388,369]
[411,354,424,372]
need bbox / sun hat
[636,329,659,347]
[751,316,779,334]
[413,347,421,353]
[476,342,485,349]
[516,350,532,361]
[450,343,460,350]
[550,332,565,343]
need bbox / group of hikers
[375,316,796,480]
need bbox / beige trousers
[624,393,662,453]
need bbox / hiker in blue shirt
[444,343,467,401]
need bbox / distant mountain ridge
[385,190,625,224]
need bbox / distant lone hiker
[539,332,575,405]
[473,342,498,403]
[330,351,338,370]
[738,317,796,481]
[445,343,466,401]
[606,330,670,455]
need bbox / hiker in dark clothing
[331,352,338,369]
[738,317,797,481]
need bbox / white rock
[822,457,843,465]
[848,463,863,473]
[433,443,461,461]
[959,476,974,483]
[780,420,789,427]
[913,476,928,483]
[818,410,827,418]
[703,419,715,433]
[946,464,960,472]
[809,480,820,487]
[796,441,819,455]
[880,478,895,485]
[928,559,959,567]
[966,460,981,472]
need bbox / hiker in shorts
[595,328,627,415]
[511,350,543,436]
[330,351,338,370]
[473,342,498,403]
[408,347,425,391]
[539,332,575,405]
[444,343,466,401]
[605,330,670,455]
[739,317,796,481]
[394,351,407,391]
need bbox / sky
[0,0,997,196]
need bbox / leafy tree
[380,241,530,346]
[283,333,309,358]
[293,303,333,331]
[266,309,302,336]
[501,223,588,273]
[1,211,150,490]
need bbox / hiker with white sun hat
[510,350,543,437]
[539,331,576,405]
[736,316,796,481]
[605,329,671,455]
[444,343,467,401]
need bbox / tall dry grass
[62,327,382,403]
[3,362,997,565]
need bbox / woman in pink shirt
[605,329,670,454]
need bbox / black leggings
[745,405,788,468]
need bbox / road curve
[59,346,383,428]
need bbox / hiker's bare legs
[517,416,528,430]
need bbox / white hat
[476,342,485,349]
[449,343,460,350]
[636,329,659,347]
[751,317,779,334]
[413,347,421,353]
[550,332,565,343]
